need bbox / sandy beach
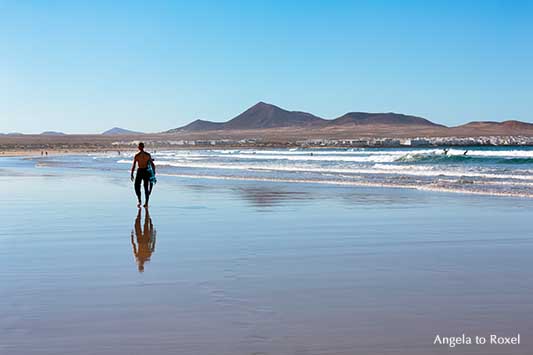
[3,1,533,353]
[1,154,533,355]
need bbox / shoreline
[0,148,139,158]
[2,142,533,158]
[1,133,533,155]
[158,172,533,199]
[3,150,532,199]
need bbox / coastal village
[2,135,532,154]
[108,135,533,149]
[3,136,533,153]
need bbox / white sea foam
[216,149,409,156]
[226,153,398,163]
[211,148,533,158]
[158,172,533,198]
[71,148,533,197]
[445,149,533,157]
[112,147,533,198]
[123,160,533,181]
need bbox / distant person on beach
[131,208,156,272]
[131,142,156,208]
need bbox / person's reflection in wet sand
[131,208,156,272]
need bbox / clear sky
[1,0,532,133]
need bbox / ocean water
[33,146,533,198]
[1,153,533,354]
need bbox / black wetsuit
[135,168,152,203]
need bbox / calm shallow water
[1,157,532,354]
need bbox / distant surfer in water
[463,150,469,156]
[131,142,156,208]
[443,148,449,155]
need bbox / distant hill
[331,112,441,126]
[102,127,143,135]
[40,131,65,135]
[168,119,224,133]
[166,102,325,133]
[223,102,325,129]
[161,102,533,138]
[448,120,533,136]
[167,102,443,133]
[455,120,533,130]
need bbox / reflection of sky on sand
[2,162,533,355]
[180,182,313,210]
[178,179,429,211]
[235,187,309,208]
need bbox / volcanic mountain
[167,102,440,133]
[167,102,325,133]
[448,120,533,136]
[454,120,533,130]
[330,112,441,126]
[175,119,224,132]
[102,127,144,135]
[40,131,66,135]
[163,102,533,138]
[223,102,325,129]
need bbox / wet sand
[1,163,532,354]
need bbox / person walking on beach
[131,142,156,208]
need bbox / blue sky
[1,0,532,133]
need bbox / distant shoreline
[1,139,533,158]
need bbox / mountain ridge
[455,120,533,129]
[166,102,447,133]
[40,131,66,135]
[331,112,442,127]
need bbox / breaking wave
[394,152,533,164]
[38,146,533,198]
